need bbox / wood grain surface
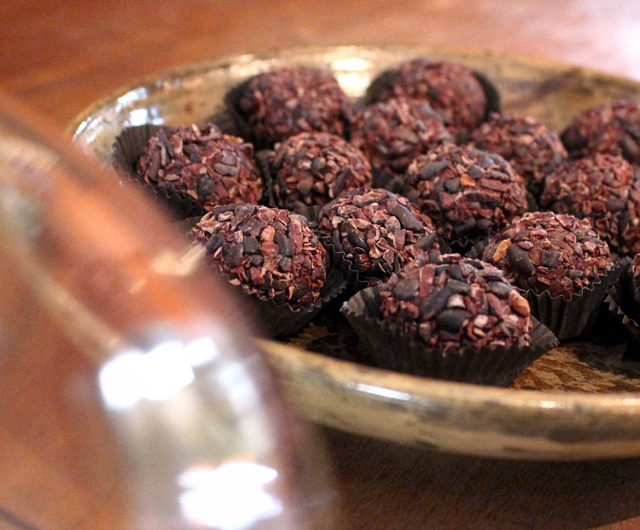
[3,1,640,529]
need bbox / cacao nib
[561,100,640,163]
[379,254,531,352]
[468,112,567,199]
[482,211,614,298]
[234,66,352,147]
[541,153,634,254]
[350,96,453,177]
[267,132,372,210]
[190,204,327,308]
[135,123,261,212]
[316,188,438,286]
[366,58,488,135]
[403,144,528,245]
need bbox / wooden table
[3,1,640,529]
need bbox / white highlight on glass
[99,336,221,408]
[178,461,282,530]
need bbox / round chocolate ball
[350,96,453,177]
[619,178,640,256]
[316,188,439,286]
[379,253,531,352]
[135,123,262,212]
[540,153,633,252]
[468,113,567,198]
[190,204,327,309]
[234,66,352,147]
[561,100,640,163]
[267,132,372,210]
[403,144,528,245]
[366,59,488,135]
[481,211,614,299]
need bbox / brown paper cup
[520,260,627,341]
[605,261,640,343]
[341,285,558,387]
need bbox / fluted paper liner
[520,260,626,341]
[605,261,640,343]
[341,285,558,387]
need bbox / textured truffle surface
[379,253,531,352]
[234,66,352,147]
[350,97,453,177]
[190,204,327,308]
[403,144,528,244]
[561,100,640,163]
[268,132,372,210]
[135,123,262,211]
[482,211,614,298]
[366,59,488,135]
[469,113,567,197]
[540,153,633,252]
[316,188,439,286]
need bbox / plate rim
[68,44,640,459]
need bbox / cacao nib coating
[235,66,352,147]
[190,204,327,309]
[561,100,640,163]
[619,178,640,256]
[403,144,528,244]
[135,123,262,212]
[468,113,567,198]
[481,211,614,299]
[540,153,633,252]
[316,188,439,286]
[366,59,488,135]
[350,96,453,177]
[379,253,531,352]
[268,132,373,210]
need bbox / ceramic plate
[70,46,640,460]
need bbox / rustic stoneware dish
[70,46,640,460]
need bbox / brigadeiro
[134,123,262,214]
[226,66,352,148]
[561,100,640,163]
[481,211,621,339]
[468,113,567,199]
[315,188,439,289]
[402,144,528,249]
[349,96,453,180]
[190,203,341,336]
[265,131,373,212]
[540,153,633,253]
[342,252,558,385]
[365,58,491,136]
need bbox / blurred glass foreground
[0,93,336,530]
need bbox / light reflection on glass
[99,339,205,409]
[178,460,282,530]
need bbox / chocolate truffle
[379,253,531,352]
[561,100,640,163]
[468,113,567,197]
[481,211,614,299]
[316,188,439,286]
[190,204,327,308]
[403,144,528,245]
[267,132,372,210]
[135,123,262,212]
[366,59,488,135]
[540,153,633,252]
[233,66,352,147]
[619,178,640,256]
[350,96,453,177]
